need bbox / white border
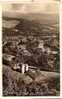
[60,1,62,97]
[0,4,2,97]
[0,0,61,98]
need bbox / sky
[2,0,60,15]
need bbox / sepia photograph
[2,0,60,96]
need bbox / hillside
[2,15,60,96]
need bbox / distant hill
[3,13,59,37]
[3,13,59,24]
